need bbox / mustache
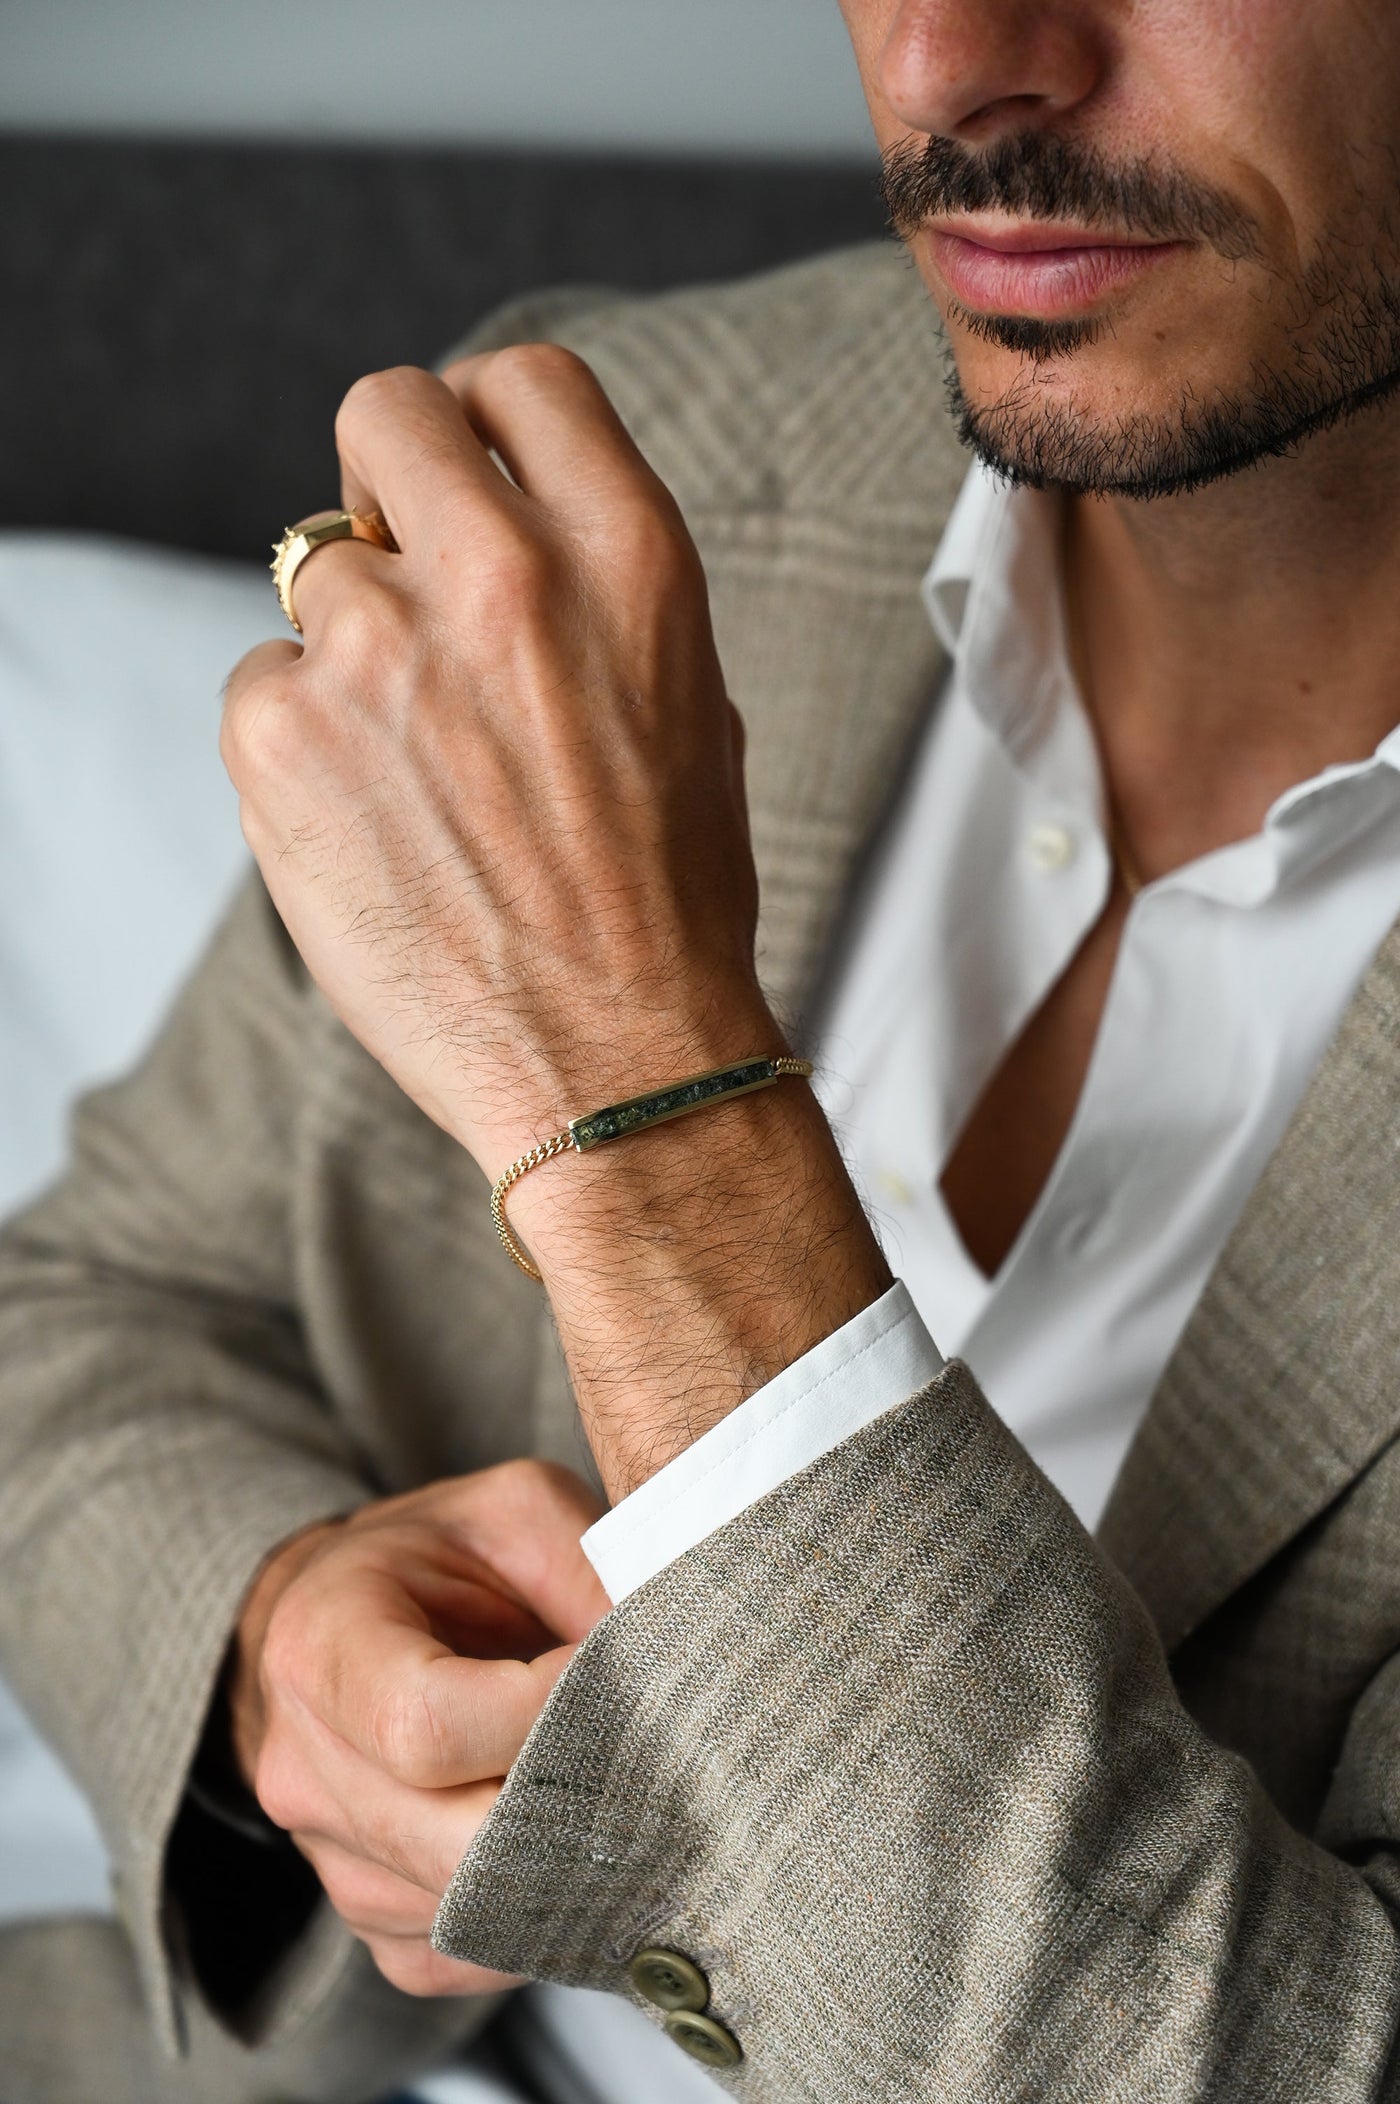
[880,131,1260,263]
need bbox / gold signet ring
[269,509,398,633]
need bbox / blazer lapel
[704,280,970,1021]
[729,514,949,1024]
[1099,912,1400,1651]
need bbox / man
[5,0,1400,2097]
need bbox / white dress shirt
[585,458,1400,1608]
[486,459,1400,2101]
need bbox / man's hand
[229,1459,608,1997]
[222,349,890,1499]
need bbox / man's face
[839,0,1400,497]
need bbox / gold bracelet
[490,1054,815,1281]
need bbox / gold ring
[269,509,398,633]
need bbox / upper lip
[931,217,1173,254]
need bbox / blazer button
[664,2011,743,2069]
[630,1947,710,2012]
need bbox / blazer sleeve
[434,1360,1400,2101]
[0,870,376,2054]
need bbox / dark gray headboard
[0,137,883,558]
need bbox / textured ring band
[269,509,398,633]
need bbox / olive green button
[664,2010,743,2069]
[630,1946,710,2012]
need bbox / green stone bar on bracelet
[569,1057,797,1150]
[490,1054,815,1281]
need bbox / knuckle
[324,580,414,664]
[437,351,477,395]
[491,1454,584,1516]
[488,340,594,396]
[492,1454,557,1496]
[250,1740,303,1832]
[370,1679,449,1788]
[216,706,245,782]
[259,1628,339,1754]
[219,672,288,779]
[336,364,428,445]
[259,1590,314,1703]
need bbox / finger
[295,1834,438,1938]
[222,636,299,713]
[284,1744,504,1894]
[442,342,677,526]
[333,365,523,550]
[374,1553,557,1664]
[297,1564,577,1785]
[276,513,399,641]
[440,1461,611,1645]
[364,1932,520,1999]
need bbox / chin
[939,304,1307,501]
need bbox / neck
[1066,398,1400,881]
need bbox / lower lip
[927,229,1182,318]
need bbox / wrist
[469,988,783,1176]
[504,1020,813,1260]
[510,1068,891,1499]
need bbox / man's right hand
[228,1458,609,1997]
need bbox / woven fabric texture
[7,240,1400,2100]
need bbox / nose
[877,0,1104,140]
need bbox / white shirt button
[1025,822,1077,873]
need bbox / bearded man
[5,2,1400,2100]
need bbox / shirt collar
[919,458,1400,909]
[922,458,1097,807]
[921,457,1000,659]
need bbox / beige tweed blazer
[4,243,1400,2104]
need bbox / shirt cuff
[581,1281,944,1605]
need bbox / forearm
[510,1040,891,1502]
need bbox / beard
[880,131,1400,500]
